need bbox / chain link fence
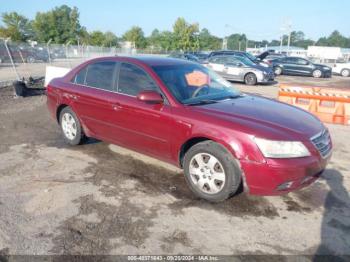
[0,39,170,84]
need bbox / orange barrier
[278,84,350,125]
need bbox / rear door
[281,57,298,74]
[107,62,173,161]
[70,61,118,140]
[207,56,226,74]
[224,57,243,80]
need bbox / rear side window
[85,61,116,91]
[118,63,158,96]
[210,56,226,64]
[74,67,87,85]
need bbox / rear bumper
[240,154,331,196]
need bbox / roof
[123,56,194,66]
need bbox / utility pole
[280,18,292,54]
[280,35,283,53]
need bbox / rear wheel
[26,56,35,63]
[244,73,257,85]
[312,69,323,78]
[274,66,282,75]
[341,69,350,77]
[59,107,84,145]
[183,141,242,202]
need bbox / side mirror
[137,90,164,104]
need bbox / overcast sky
[1,0,349,41]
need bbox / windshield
[152,63,241,105]
[245,52,258,62]
[237,56,256,67]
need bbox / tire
[183,141,242,202]
[244,73,257,85]
[341,69,350,77]
[312,69,322,78]
[26,56,35,63]
[59,107,85,145]
[274,66,282,76]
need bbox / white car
[333,62,350,77]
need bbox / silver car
[206,55,275,85]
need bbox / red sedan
[46,56,332,202]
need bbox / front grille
[310,129,332,158]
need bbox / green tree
[0,12,33,41]
[316,30,350,48]
[32,5,83,44]
[198,28,221,50]
[173,17,199,51]
[227,33,247,50]
[122,26,146,48]
[88,30,105,46]
[102,31,118,47]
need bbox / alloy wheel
[313,70,322,78]
[341,69,350,77]
[189,153,226,194]
[61,112,77,140]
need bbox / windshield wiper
[184,99,219,106]
[218,94,244,100]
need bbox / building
[247,46,307,57]
[307,46,350,62]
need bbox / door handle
[66,94,78,100]
[112,103,123,111]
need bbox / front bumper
[258,73,275,83]
[240,154,331,195]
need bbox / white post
[4,39,20,81]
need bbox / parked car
[256,51,286,63]
[168,53,200,63]
[208,50,270,67]
[0,44,49,63]
[206,55,274,85]
[271,56,332,78]
[185,51,209,62]
[47,56,332,202]
[332,62,350,77]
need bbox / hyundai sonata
[47,56,332,202]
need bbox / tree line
[1,5,350,51]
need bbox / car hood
[252,63,273,72]
[256,51,270,60]
[191,95,323,140]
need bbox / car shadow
[313,168,350,261]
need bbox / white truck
[333,62,350,77]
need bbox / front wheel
[59,107,84,145]
[244,73,257,85]
[312,69,323,78]
[341,69,350,77]
[183,141,242,202]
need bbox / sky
[1,0,349,41]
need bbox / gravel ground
[0,76,349,259]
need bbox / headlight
[323,66,330,70]
[253,137,310,158]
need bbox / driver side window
[118,63,159,96]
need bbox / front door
[108,62,173,161]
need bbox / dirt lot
[0,75,349,259]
